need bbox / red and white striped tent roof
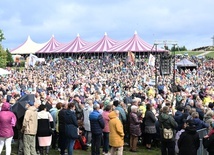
[36,35,62,53]
[109,31,164,52]
[51,34,89,53]
[10,36,47,54]
[78,32,118,53]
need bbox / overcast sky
[0,0,214,50]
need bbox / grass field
[1,141,161,155]
[173,51,203,56]
[205,52,214,58]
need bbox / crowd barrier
[197,128,208,155]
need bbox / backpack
[162,118,173,140]
[163,127,173,139]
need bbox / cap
[27,100,34,106]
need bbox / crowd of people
[0,55,214,155]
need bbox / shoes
[82,145,88,151]
[86,143,91,147]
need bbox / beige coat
[22,106,38,135]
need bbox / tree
[6,48,14,67]
[0,29,7,68]
[0,29,5,42]
[0,45,7,68]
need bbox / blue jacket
[115,106,127,123]
[192,118,208,130]
[174,110,184,131]
[89,110,104,134]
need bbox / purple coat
[0,102,17,138]
[129,112,142,136]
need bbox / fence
[197,128,208,155]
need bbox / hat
[186,119,195,127]
[27,100,34,106]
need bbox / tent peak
[104,32,107,36]
[77,33,80,37]
[52,34,55,38]
[134,31,137,34]
[27,35,31,40]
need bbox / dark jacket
[196,107,204,120]
[178,126,200,155]
[144,110,156,126]
[203,133,214,154]
[58,108,67,133]
[64,109,78,139]
[158,113,178,141]
[73,99,83,120]
[174,110,184,131]
[192,118,208,130]
[89,110,104,135]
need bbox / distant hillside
[192,46,214,51]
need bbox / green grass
[1,142,161,155]
[205,52,214,58]
[173,51,203,56]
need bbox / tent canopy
[36,35,62,53]
[176,58,197,67]
[78,32,118,53]
[50,34,89,53]
[10,36,47,54]
[108,31,165,52]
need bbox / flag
[127,51,135,65]
[28,54,38,67]
[148,54,155,67]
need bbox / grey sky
[0,0,214,50]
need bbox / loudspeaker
[160,55,171,75]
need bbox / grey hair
[93,104,100,110]
[131,105,138,112]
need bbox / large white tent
[10,36,47,54]
[0,68,11,75]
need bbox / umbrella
[0,68,11,75]
[11,94,35,119]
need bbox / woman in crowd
[0,102,17,155]
[178,119,200,155]
[64,102,78,155]
[102,104,112,155]
[37,104,54,155]
[203,122,214,155]
[129,105,142,152]
[144,103,157,150]
[109,110,124,155]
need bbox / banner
[148,54,155,67]
[28,54,38,67]
[127,51,135,65]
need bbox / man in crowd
[89,104,105,155]
[159,106,178,155]
[21,101,38,155]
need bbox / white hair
[131,105,138,112]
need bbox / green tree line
[0,29,13,68]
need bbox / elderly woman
[144,103,157,150]
[129,105,142,152]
